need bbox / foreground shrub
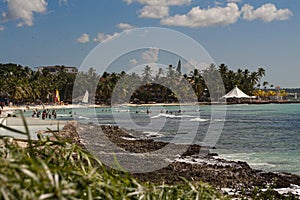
[0,119,226,199]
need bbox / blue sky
[0,0,299,87]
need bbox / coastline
[2,99,300,113]
[2,120,300,198]
[71,122,300,199]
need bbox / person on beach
[52,110,57,119]
[46,109,50,118]
[32,109,37,118]
[37,111,41,118]
[42,110,46,120]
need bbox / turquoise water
[10,104,300,175]
[215,104,300,175]
[0,109,72,140]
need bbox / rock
[73,123,300,199]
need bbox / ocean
[3,103,300,175]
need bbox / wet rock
[71,123,300,199]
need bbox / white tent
[222,86,251,99]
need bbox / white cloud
[117,23,135,30]
[242,3,292,22]
[124,0,191,6]
[93,32,120,43]
[139,5,169,18]
[77,33,90,43]
[161,3,241,28]
[141,48,159,63]
[130,59,138,65]
[124,0,191,19]
[0,26,4,31]
[2,0,47,26]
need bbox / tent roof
[222,86,251,99]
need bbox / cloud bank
[125,1,292,28]
[242,3,293,22]
[160,3,292,28]
[161,3,241,28]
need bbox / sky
[0,0,299,88]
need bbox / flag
[55,89,60,103]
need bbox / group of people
[32,109,57,120]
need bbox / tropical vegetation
[0,62,281,105]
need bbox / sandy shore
[2,103,198,112]
[2,104,95,112]
[3,100,298,113]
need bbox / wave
[120,136,138,141]
[189,117,209,122]
[57,114,71,117]
[214,119,225,122]
[151,113,195,119]
[113,109,130,112]
[143,131,163,138]
[78,116,90,120]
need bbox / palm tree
[263,81,269,89]
[257,67,266,88]
[142,65,152,83]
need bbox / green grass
[0,117,227,200]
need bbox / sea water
[4,104,300,175]
[91,104,300,175]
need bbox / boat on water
[82,90,89,104]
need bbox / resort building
[35,66,78,74]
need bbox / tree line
[0,63,269,105]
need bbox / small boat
[82,90,89,104]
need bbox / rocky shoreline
[60,122,300,199]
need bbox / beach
[2,103,300,198]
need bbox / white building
[35,66,78,74]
